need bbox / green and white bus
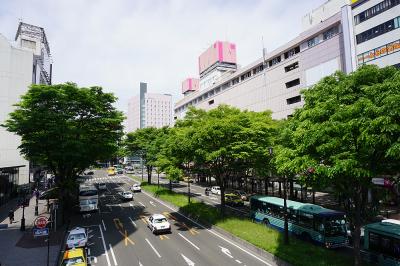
[250,195,347,248]
[362,219,400,265]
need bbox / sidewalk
[0,196,63,266]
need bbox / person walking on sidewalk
[8,209,14,224]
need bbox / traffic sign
[33,228,49,237]
[34,216,48,229]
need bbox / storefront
[0,166,23,206]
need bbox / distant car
[116,168,124,174]
[97,183,107,190]
[183,176,193,183]
[211,186,221,195]
[119,191,133,201]
[131,184,141,192]
[147,214,171,234]
[66,227,88,249]
[61,247,87,266]
[234,190,249,201]
[225,193,244,207]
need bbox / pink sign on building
[198,41,237,75]
[182,78,200,94]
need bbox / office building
[127,82,173,132]
[0,22,52,205]
[352,0,400,68]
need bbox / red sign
[34,216,48,229]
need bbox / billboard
[182,78,199,94]
[198,41,237,74]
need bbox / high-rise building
[0,22,52,206]
[127,82,173,132]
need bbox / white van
[211,186,221,195]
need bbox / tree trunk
[169,179,172,191]
[147,165,152,184]
[265,178,268,195]
[220,180,225,217]
[279,181,282,197]
[353,186,367,266]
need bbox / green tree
[3,83,124,205]
[125,127,168,184]
[275,65,400,265]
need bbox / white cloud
[0,0,326,112]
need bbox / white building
[127,82,173,132]
[0,22,52,205]
[174,0,400,121]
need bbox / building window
[354,0,400,25]
[356,16,399,44]
[21,39,36,49]
[323,26,339,40]
[208,99,214,105]
[285,78,300,88]
[284,46,300,59]
[286,95,301,105]
[284,62,299,72]
[307,36,319,48]
[221,82,231,90]
[240,71,251,81]
[252,64,264,75]
[232,77,240,85]
[269,56,281,67]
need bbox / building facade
[127,82,173,132]
[0,22,52,205]
[174,0,399,121]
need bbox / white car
[119,191,133,201]
[147,214,171,234]
[66,227,88,249]
[131,184,141,192]
[211,186,221,195]
[98,183,107,190]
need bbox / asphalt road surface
[68,170,278,266]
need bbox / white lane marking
[236,259,242,264]
[139,201,146,207]
[219,245,233,258]
[129,217,137,227]
[145,238,162,258]
[98,224,111,266]
[181,253,195,266]
[109,243,118,266]
[94,257,98,263]
[178,233,200,251]
[140,190,273,266]
[149,201,156,207]
[102,219,107,231]
[139,262,143,266]
[119,203,123,210]
[88,248,91,256]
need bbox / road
[136,174,251,217]
[68,170,278,266]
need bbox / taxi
[61,248,87,266]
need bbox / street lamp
[268,147,289,244]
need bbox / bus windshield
[79,190,97,197]
[324,217,346,237]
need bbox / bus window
[324,217,346,237]
[298,212,313,228]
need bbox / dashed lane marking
[145,238,162,258]
[129,217,137,227]
[178,233,200,251]
[109,243,118,265]
[98,225,111,266]
[102,219,107,231]
[139,201,146,207]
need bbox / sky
[0,0,326,112]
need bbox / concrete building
[352,0,400,68]
[127,82,173,132]
[174,0,400,121]
[0,22,52,205]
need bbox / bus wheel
[301,232,311,242]
[263,219,270,226]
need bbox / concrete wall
[0,34,33,185]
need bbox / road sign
[34,216,48,229]
[33,228,49,237]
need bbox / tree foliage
[274,65,400,265]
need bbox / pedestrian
[8,209,14,224]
